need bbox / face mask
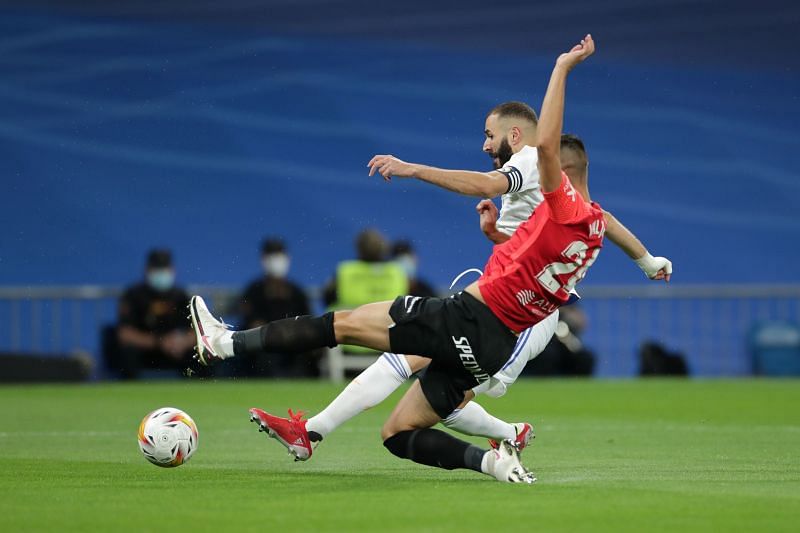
[395,255,417,278]
[147,269,175,291]
[262,254,290,278]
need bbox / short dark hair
[391,240,414,258]
[488,101,538,125]
[356,229,388,263]
[560,133,589,178]
[261,237,286,255]
[146,248,172,269]
[560,133,587,156]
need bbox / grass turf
[0,379,798,532]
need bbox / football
[137,407,199,467]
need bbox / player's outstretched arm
[367,155,511,198]
[537,35,595,193]
[604,211,673,282]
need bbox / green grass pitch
[1,379,798,532]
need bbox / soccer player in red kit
[191,35,599,482]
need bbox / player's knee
[404,355,430,373]
[332,310,356,344]
[380,420,398,441]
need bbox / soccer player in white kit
[244,101,671,461]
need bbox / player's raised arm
[537,35,595,193]
[603,210,673,282]
[367,155,512,198]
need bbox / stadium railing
[0,284,798,378]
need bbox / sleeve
[118,288,136,327]
[544,171,583,224]
[497,148,540,194]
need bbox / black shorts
[388,292,518,418]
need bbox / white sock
[306,353,411,438]
[442,401,516,441]
[480,450,495,475]
[219,330,234,357]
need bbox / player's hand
[476,199,499,234]
[556,34,595,71]
[635,253,673,283]
[367,155,417,181]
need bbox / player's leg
[248,354,430,460]
[441,313,558,449]
[441,401,519,443]
[381,380,483,471]
[381,379,533,483]
[306,354,430,441]
[189,295,394,365]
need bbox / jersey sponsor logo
[515,289,558,316]
[515,289,537,307]
[451,336,490,382]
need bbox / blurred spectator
[523,304,596,376]
[324,229,408,354]
[391,240,437,298]
[111,249,194,379]
[239,238,318,377]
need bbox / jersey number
[536,241,599,295]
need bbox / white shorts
[471,310,559,398]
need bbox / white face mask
[147,269,175,291]
[395,254,417,278]
[262,254,290,278]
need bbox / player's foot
[249,408,313,461]
[489,422,534,452]
[487,439,536,484]
[188,295,231,366]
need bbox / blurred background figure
[110,249,194,379]
[324,229,408,356]
[239,238,318,377]
[523,304,596,377]
[391,240,437,298]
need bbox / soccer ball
[137,407,198,467]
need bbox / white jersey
[388,146,560,401]
[495,145,543,236]
[469,145,560,398]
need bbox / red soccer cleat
[249,408,313,461]
[489,422,534,452]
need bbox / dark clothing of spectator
[119,283,190,334]
[112,283,193,379]
[241,277,310,327]
[408,278,437,298]
[239,276,318,377]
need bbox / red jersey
[479,172,605,333]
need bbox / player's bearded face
[491,137,513,169]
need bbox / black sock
[383,429,486,472]
[232,313,337,356]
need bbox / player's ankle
[219,330,235,357]
[480,450,497,475]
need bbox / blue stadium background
[1,0,798,375]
